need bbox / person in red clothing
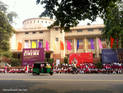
[25,65,29,73]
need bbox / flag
[60,40,64,50]
[24,42,29,48]
[90,39,94,49]
[67,40,72,50]
[110,37,114,48]
[32,41,37,48]
[77,40,79,50]
[46,41,49,51]
[52,40,56,51]
[17,42,22,50]
[38,41,42,48]
[98,39,102,49]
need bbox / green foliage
[103,1,123,48]
[0,50,12,62]
[0,1,7,12]
[0,1,16,61]
[10,58,21,67]
[0,1,17,23]
[95,62,103,69]
[36,0,119,31]
[44,58,54,65]
[2,51,12,58]
[44,58,47,62]
[0,11,14,52]
[64,57,68,64]
[47,58,54,65]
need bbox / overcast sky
[1,0,103,29]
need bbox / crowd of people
[0,65,32,73]
[53,63,123,74]
[0,63,123,74]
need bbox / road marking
[0,78,123,82]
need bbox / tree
[103,1,123,48]
[0,1,16,62]
[0,1,17,24]
[0,11,14,50]
[36,0,119,31]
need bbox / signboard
[22,48,45,66]
[102,49,118,64]
[69,53,93,66]
[102,49,123,64]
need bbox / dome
[23,17,54,29]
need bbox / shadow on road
[0,80,123,93]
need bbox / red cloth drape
[69,53,93,66]
[110,37,114,48]
[60,41,64,50]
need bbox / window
[31,40,37,48]
[39,31,43,33]
[77,29,82,32]
[56,37,59,41]
[38,20,39,23]
[100,38,105,41]
[25,32,29,34]
[79,39,83,42]
[32,32,36,34]
[98,28,103,31]
[38,40,43,48]
[77,39,83,43]
[24,40,29,48]
[67,39,72,43]
[55,28,58,31]
[88,28,93,32]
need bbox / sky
[1,0,104,29]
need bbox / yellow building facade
[10,17,106,63]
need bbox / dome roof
[23,17,54,29]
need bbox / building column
[73,38,77,53]
[60,30,65,59]
[95,37,100,57]
[29,40,31,48]
[84,38,88,53]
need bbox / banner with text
[22,48,45,66]
[69,53,93,66]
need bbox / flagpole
[60,40,62,64]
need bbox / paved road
[0,73,123,93]
[0,73,123,81]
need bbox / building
[10,17,106,63]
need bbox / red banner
[110,37,114,48]
[69,53,93,66]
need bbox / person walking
[4,65,7,73]
[25,65,29,73]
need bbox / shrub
[48,58,54,65]
[10,58,21,67]
[95,62,103,69]
[64,57,68,64]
